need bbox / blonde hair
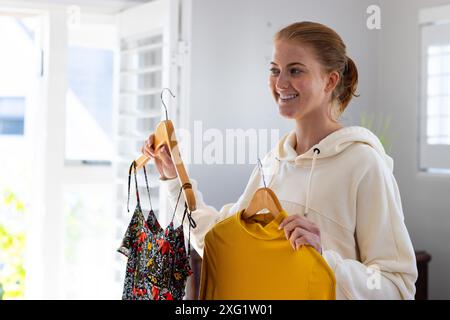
[274,21,359,120]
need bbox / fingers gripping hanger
[134,88,197,212]
[242,158,283,219]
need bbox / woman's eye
[290,68,302,75]
[269,68,280,76]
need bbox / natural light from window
[427,45,450,145]
[0,15,40,300]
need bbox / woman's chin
[278,104,299,119]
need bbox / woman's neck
[294,115,343,155]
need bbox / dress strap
[127,161,140,212]
[127,161,154,213]
[170,184,183,223]
[181,203,196,256]
[171,184,197,256]
[142,165,154,213]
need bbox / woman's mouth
[279,93,299,102]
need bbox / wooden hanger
[242,159,282,219]
[242,187,282,219]
[134,88,196,212]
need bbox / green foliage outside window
[0,189,26,299]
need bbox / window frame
[0,0,190,299]
[419,4,450,171]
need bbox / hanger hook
[257,158,267,189]
[160,88,175,121]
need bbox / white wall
[379,0,450,299]
[187,0,380,209]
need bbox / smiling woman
[269,21,359,126]
[144,21,418,300]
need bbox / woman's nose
[275,72,290,89]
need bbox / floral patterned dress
[118,161,195,300]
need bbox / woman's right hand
[141,133,178,180]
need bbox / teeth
[279,93,299,100]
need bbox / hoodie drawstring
[304,148,320,217]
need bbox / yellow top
[198,209,336,300]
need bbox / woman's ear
[325,71,340,93]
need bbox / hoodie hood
[276,126,393,171]
[269,126,393,216]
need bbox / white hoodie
[161,126,418,300]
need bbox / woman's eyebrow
[270,62,306,67]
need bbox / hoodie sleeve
[322,154,418,300]
[159,163,262,258]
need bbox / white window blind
[419,5,450,170]
[426,45,450,145]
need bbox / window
[62,184,117,299]
[65,21,116,163]
[0,13,41,300]
[426,45,450,145]
[0,97,25,135]
[61,16,119,299]
[0,15,38,137]
[419,5,450,171]
[1,0,186,299]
